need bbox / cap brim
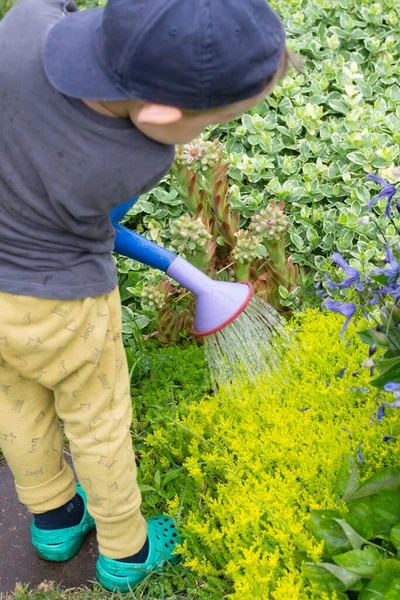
[43,8,135,101]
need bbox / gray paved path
[0,458,98,595]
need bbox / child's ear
[136,103,183,125]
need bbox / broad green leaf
[349,498,391,540]
[137,200,154,213]
[290,232,305,250]
[376,357,400,375]
[357,329,376,346]
[328,99,350,114]
[279,286,289,299]
[347,470,400,501]
[333,518,369,550]
[310,510,352,557]
[376,559,400,574]
[347,152,367,165]
[255,244,267,258]
[359,571,400,600]
[371,492,400,531]
[333,547,382,577]
[390,524,400,551]
[371,363,400,389]
[335,454,360,502]
[308,562,361,590]
[303,563,346,592]
[135,315,150,330]
[121,305,135,323]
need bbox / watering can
[111,198,253,336]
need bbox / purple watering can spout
[166,257,254,337]
[111,200,254,337]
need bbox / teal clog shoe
[96,515,181,592]
[31,482,95,562]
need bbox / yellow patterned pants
[0,287,147,559]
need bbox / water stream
[204,296,291,392]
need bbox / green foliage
[130,341,210,448]
[139,310,400,599]
[124,0,400,285]
[306,460,400,598]
[217,0,400,272]
[0,0,16,19]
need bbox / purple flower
[357,443,365,464]
[377,405,385,421]
[348,387,371,392]
[373,243,400,293]
[388,400,400,408]
[382,436,395,443]
[323,300,357,339]
[341,427,353,440]
[338,367,348,379]
[326,253,364,291]
[367,173,397,217]
[384,382,400,392]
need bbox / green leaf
[377,357,400,376]
[137,200,154,213]
[376,559,400,574]
[290,232,305,250]
[371,492,400,532]
[347,152,367,166]
[333,518,369,550]
[347,469,400,501]
[371,362,400,389]
[328,99,350,114]
[333,546,382,577]
[121,305,135,323]
[310,510,352,557]
[335,455,360,502]
[390,524,400,551]
[359,571,400,600]
[135,315,150,329]
[358,329,376,346]
[255,244,267,258]
[307,562,361,590]
[279,286,289,299]
[303,563,346,592]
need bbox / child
[0,0,294,591]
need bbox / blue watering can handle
[110,197,176,272]
[110,197,139,227]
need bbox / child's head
[44,0,293,144]
[85,46,297,145]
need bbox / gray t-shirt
[0,0,175,300]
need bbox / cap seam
[199,0,214,109]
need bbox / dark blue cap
[44,0,286,110]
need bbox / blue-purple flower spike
[377,405,385,421]
[357,442,365,464]
[326,253,364,291]
[384,382,400,392]
[367,173,397,217]
[323,300,357,339]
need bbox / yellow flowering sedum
[143,310,400,599]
